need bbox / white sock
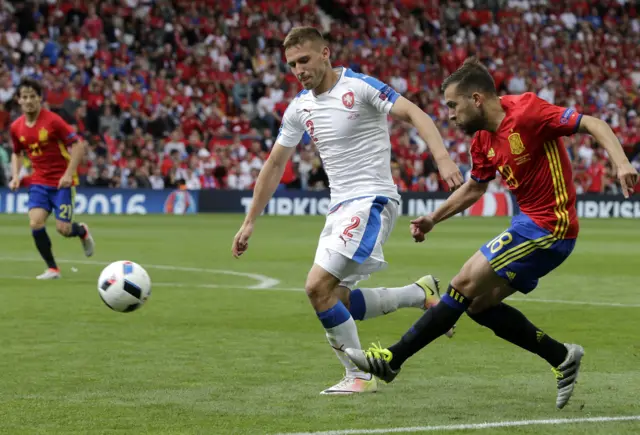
[318,301,368,378]
[350,284,425,320]
[325,319,368,378]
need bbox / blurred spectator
[0,0,637,195]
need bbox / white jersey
[277,67,402,208]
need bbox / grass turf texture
[0,214,638,435]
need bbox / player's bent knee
[29,219,46,230]
[467,285,513,314]
[29,209,48,230]
[304,279,332,304]
[452,251,506,299]
[304,265,340,306]
[450,273,474,298]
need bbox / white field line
[0,256,279,289]
[274,415,640,435]
[1,257,639,308]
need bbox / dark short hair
[441,57,497,96]
[18,77,43,96]
[283,26,326,50]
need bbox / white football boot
[79,222,95,257]
[320,374,378,395]
[37,268,61,280]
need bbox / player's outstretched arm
[9,151,22,191]
[390,96,463,190]
[577,115,639,197]
[410,179,488,242]
[232,142,297,258]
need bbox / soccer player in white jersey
[232,26,464,394]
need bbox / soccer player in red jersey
[345,58,639,408]
[9,78,95,280]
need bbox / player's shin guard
[348,285,424,320]
[467,303,568,367]
[387,285,470,370]
[69,222,87,238]
[318,301,367,378]
[32,228,57,269]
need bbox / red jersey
[10,109,79,187]
[470,93,582,239]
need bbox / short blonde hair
[283,26,326,50]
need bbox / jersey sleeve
[50,112,79,146]
[9,124,22,154]
[353,74,400,114]
[276,102,304,148]
[529,95,583,139]
[469,135,496,183]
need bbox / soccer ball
[97,261,152,313]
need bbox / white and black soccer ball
[97,261,152,313]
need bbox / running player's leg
[307,260,378,395]
[53,187,94,256]
[372,250,505,373]
[466,235,582,409]
[28,185,59,278]
[347,222,583,407]
[339,271,455,337]
[467,275,568,369]
[345,274,442,316]
[344,251,517,383]
[342,229,534,376]
[312,196,393,394]
[347,222,565,372]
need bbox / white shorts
[314,195,399,289]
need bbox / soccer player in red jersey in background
[345,58,639,408]
[9,78,95,280]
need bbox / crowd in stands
[1,0,639,195]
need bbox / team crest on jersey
[342,91,355,109]
[39,128,49,143]
[19,136,25,143]
[487,148,495,159]
[508,133,525,155]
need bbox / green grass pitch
[0,214,638,435]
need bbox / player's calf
[29,208,58,273]
[334,285,351,310]
[468,303,568,366]
[346,276,441,319]
[306,264,370,389]
[56,221,86,238]
[77,223,94,257]
[56,221,73,237]
[55,220,94,257]
[347,276,455,337]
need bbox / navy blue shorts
[28,184,75,223]
[480,213,576,293]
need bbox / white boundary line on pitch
[2,274,640,308]
[0,257,279,289]
[1,257,639,308]
[274,415,640,435]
